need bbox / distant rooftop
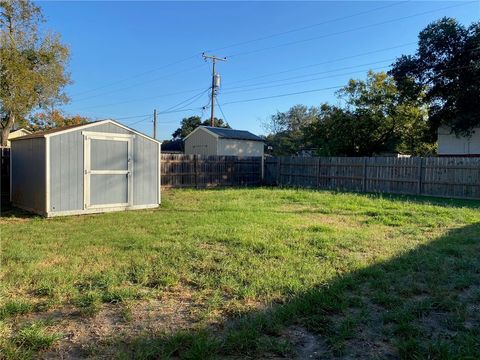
[201,126,264,142]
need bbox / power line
[65,1,423,102]
[208,1,410,53]
[70,54,202,97]
[161,88,210,113]
[108,63,477,128]
[221,63,479,106]
[73,63,207,103]
[113,113,152,120]
[222,85,344,106]
[227,1,476,58]
[221,66,390,95]
[214,96,228,123]
[222,59,395,92]
[74,87,206,111]
[124,115,152,126]
[76,53,400,112]
[226,44,415,86]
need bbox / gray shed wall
[184,129,218,155]
[49,122,159,214]
[11,138,46,214]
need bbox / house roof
[10,128,32,136]
[11,120,161,144]
[12,123,89,140]
[186,126,264,142]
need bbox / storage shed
[184,126,264,157]
[10,120,161,217]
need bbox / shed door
[83,132,133,209]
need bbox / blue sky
[39,1,479,140]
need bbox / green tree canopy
[263,105,318,155]
[171,116,230,140]
[270,72,434,156]
[0,0,70,145]
[390,17,480,135]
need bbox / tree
[0,0,70,145]
[304,72,434,156]
[390,17,480,135]
[29,109,89,131]
[171,116,230,140]
[263,105,318,155]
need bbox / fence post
[417,157,423,195]
[362,157,368,193]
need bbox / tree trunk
[1,114,15,147]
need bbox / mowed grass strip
[1,188,479,359]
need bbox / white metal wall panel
[184,129,218,155]
[438,127,480,155]
[217,138,264,157]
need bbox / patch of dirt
[335,290,398,360]
[457,284,480,331]
[24,288,204,359]
[282,326,329,359]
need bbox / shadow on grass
[0,203,37,219]
[102,222,480,359]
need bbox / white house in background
[437,126,480,156]
[6,128,32,147]
[184,126,264,157]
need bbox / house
[10,120,161,217]
[6,128,32,147]
[437,127,480,156]
[184,126,264,157]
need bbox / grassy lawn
[1,188,479,359]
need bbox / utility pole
[202,53,226,127]
[153,109,157,139]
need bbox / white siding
[217,138,264,157]
[184,129,218,155]
[7,129,31,147]
[438,127,480,155]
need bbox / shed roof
[11,120,161,144]
[187,126,264,142]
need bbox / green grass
[1,188,479,359]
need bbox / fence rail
[265,156,480,200]
[161,154,262,189]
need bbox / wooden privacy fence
[265,156,480,200]
[161,154,262,189]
